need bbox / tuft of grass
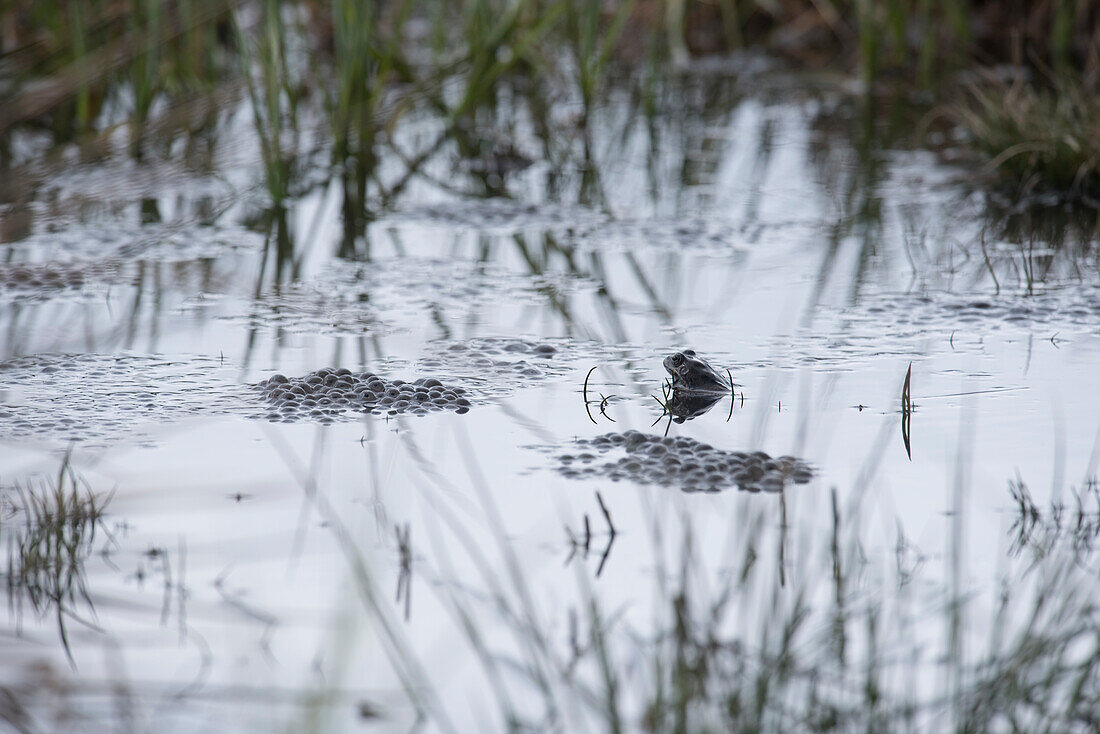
[953,73,1100,200]
[4,451,113,667]
[231,0,302,208]
[565,0,635,127]
[1009,473,1100,563]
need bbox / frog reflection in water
[662,350,733,423]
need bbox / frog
[662,350,731,393]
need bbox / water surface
[2,62,1099,732]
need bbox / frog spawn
[768,286,1100,370]
[226,260,593,337]
[255,368,472,422]
[0,261,118,302]
[553,431,812,494]
[417,338,566,392]
[0,353,244,446]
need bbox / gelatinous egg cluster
[553,430,812,494]
[255,367,473,422]
[0,261,116,302]
[417,337,566,392]
[769,286,1100,370]
[0,353,243,445]
[229,260,593,336]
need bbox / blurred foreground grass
[3,451,1095,731]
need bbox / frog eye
[683,349,696,357]
[670,353,684,366]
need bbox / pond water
[2,61,1099,732]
